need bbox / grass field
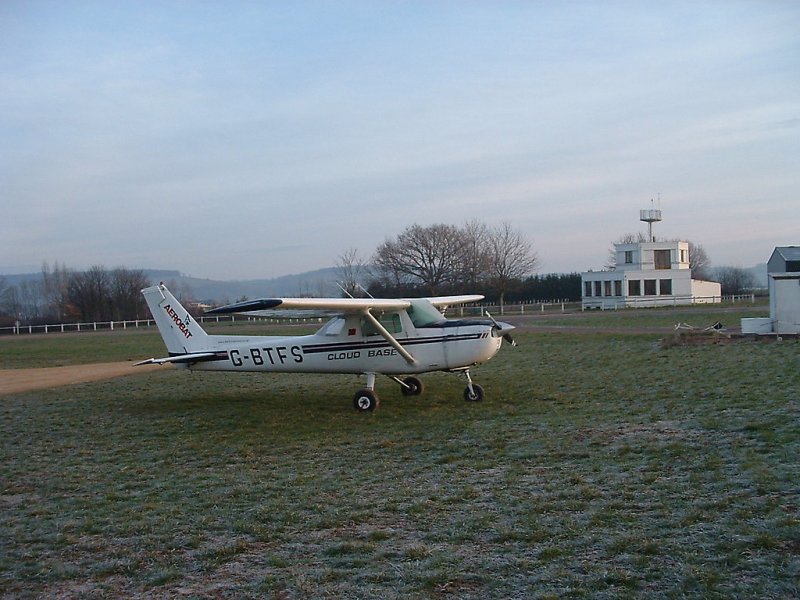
[1,307,798,598]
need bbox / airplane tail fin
[141,284,210,355]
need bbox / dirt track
[0,362,165,396]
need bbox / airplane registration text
[230,346,303,366]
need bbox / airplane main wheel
[353,389,379,412]
[464,384,484,402]
[401,376,424,397]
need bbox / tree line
[339,221,556,305]
[2,224,757,327]
[345,222,756,301]
[0,263,151,326]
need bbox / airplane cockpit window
[407,299,446,328]
[319,317,346,336]
[362,313,403,336]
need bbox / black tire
[353,389,379,412]
[401,376,424,397]
[464,383,484,402]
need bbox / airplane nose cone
[491,322,517,346]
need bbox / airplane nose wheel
[462,369,484,402]
[400,376,424,397]
[464,383,484,402]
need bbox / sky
[1,1,798,280]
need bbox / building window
[584,281,592,297]
[614,280,622,296]
[628,280,641,296]
[660,279,672,295]
[680,249,688,263]
[604,281,612,296]
[624,250,634,264]
[654,249,671,270]
[644,280,657,295]
[594,281,602,297]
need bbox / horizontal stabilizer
[135,351,225,366]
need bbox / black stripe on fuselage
[300,332,486,355]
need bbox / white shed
[768,246,800,335]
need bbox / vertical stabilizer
[142,284,209,354]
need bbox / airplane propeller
[485,311,517,347]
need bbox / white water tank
[741,318,773,334]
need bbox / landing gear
[353,389,379,412]
[464,383,484,402]
[461,369,484,402]
[354,373,379,412]
[353,370,485,410]
[397,375,424,397]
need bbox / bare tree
[0,277,10,316]
[373,223,467,295]
[41,261,71,321]
[110,268,150,320]
[460,220,491,288]
[16,279,46,323]
[487,222,538,309]
[714,266,755,296]
[687,241,711,280]
[335,247,370,297]
[66,266,151,321]
[68,265,111,322]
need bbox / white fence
[0,313,278,336]
[580,293,756,311]
[0,300,581,336]
[1,296,758,336]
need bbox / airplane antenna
[356,282,374,299]
[336,282,355,298]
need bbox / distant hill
[2,267,344,304]
[745,263,768,288]
[3,262,769,303]
[145,268,343,303]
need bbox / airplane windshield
[407,299,446,327]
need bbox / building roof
[768,246,800,274]
[772,246,800,261]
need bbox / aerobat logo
[163,304,193,339]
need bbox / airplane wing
[205,297,411,315]
[425,295,484,308]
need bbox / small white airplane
[138,283,516,411]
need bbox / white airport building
[581,208,722,310]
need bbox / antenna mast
[639,197,662,242]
